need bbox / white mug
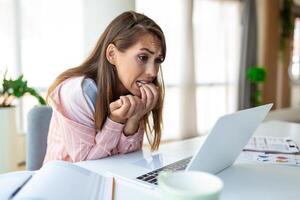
[158,171,223,200]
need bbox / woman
[43,11,166,163]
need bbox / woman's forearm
[123,118,140,136]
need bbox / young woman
[43,11,166,164]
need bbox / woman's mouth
[136,80,150,87]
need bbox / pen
[111,177,115,200]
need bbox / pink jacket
[43,76,144,164]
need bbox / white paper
[238,151,300,166]
[0,171,34,200]
[13,161,113,200]
[243,136,299,153]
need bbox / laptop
[108,104,273,189]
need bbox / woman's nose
[145,64,158,78]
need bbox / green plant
[246,66,267,107]
[0,72,46,107]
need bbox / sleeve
[117,123,144,154]
[55,112,124,162]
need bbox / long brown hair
[47,11,166,151]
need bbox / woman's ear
[106,43,117,65]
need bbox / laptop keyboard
[136,156,192,185]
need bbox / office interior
[0,0,300,175]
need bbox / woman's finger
[144,84,159,109]
[118,96,131,116]
[142,84,153,110]
[109,99,123,112]
[140,86,147,105]
[125,95,136,118]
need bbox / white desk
[77,121,300,200]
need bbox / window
[0,0,17,74]
[194,0,241,133]
[0,0,85,132]
[2,0,242,138]
[136,0,241,139]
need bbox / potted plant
[0,72,46,173]
[246,66,267,107]
[1,73,46,107]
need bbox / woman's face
[108,34,164,97]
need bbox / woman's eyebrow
[140,48,162,57]
[140,48,154,54]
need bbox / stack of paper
[240,136,300,167]
[243,136,299,153]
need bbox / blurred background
[1,0,300,172]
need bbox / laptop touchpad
[132,154,164,170]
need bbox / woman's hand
[109,95,144,124]
[109,95,144,135]
[109,83,159,135]
[109,83,159,122]
[124,84,159,135]
[139,83,159,114]
[109,98,126,124]
[125,83,160,121]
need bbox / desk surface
[78,120,300,200]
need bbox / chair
[26,106,52,171]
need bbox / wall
[83,0,135,56]
[257,0,292,109]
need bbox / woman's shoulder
[49,76,84,101]
[61,76,85,89]
[50,76,97,111]
[57,76,86,102]
[51,76,95,126]
[60,76,97,94]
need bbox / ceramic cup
[157,171,223,200]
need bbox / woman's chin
[130,89,141,97]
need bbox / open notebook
[0,160,113,200]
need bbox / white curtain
[1,0,242,139]
[137,0,242,139]
[83,0,135,55]
[0,0,18,76]
[136,0,198,140]
[194,0,241,134]
[178,1,198,139]
[0,0,135,132]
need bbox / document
[238,151,300,166]
[243,136,299,153]
[1,160,113,200]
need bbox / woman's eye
[138,55,148,62]
[155,57,164,64]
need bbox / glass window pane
[194,0,241,84]
[0,0,17,75]
[136,0,182,85]
[197,85,236,134]
[20,0,84,88]
[162,87,180,140]
[18,0,84,132]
